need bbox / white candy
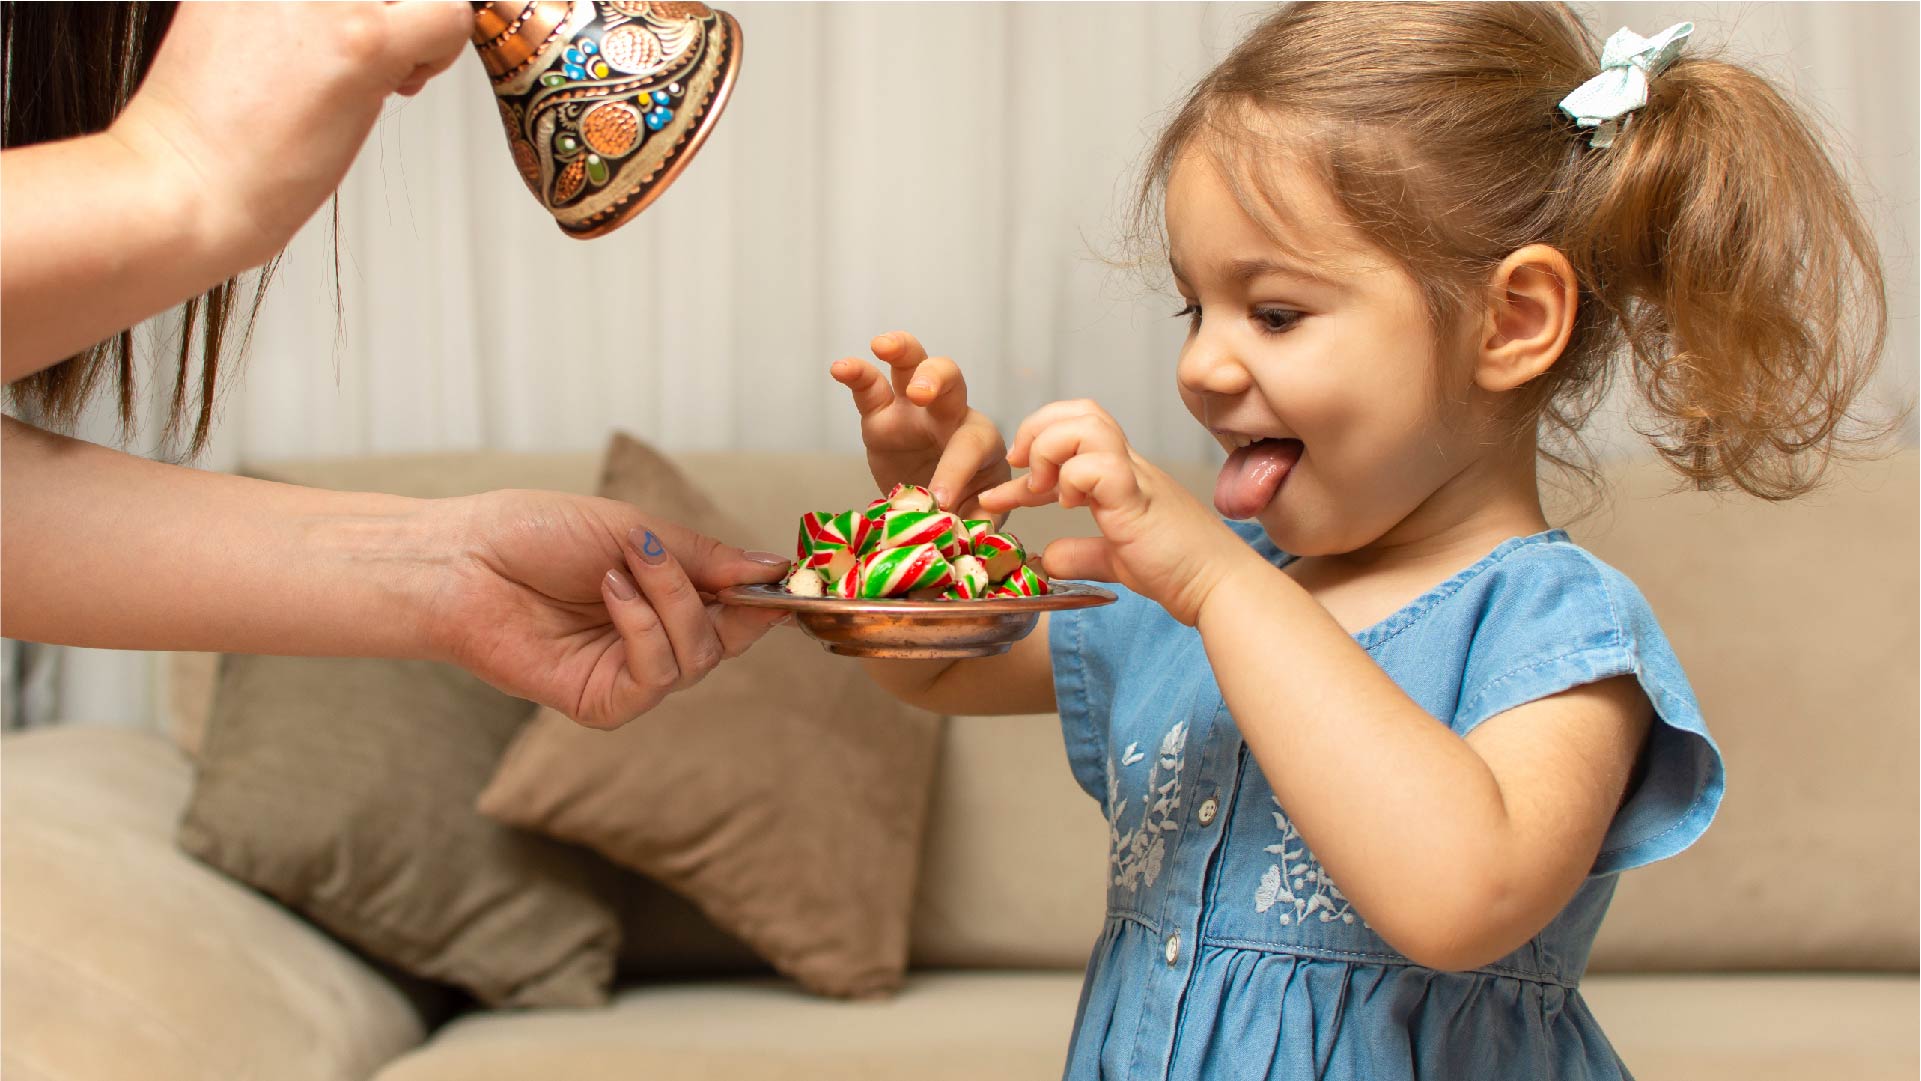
[784,566,826,597]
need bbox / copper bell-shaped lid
[472,1,742,239]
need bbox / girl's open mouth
[1215,438,1303,520]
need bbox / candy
[854,542,955,598]
[874,510,961,555]
[784,566,826,597]
[986,563,1049,597]
[974,532,1027,582]
[783,501,1050,600]
[886,482,937,513]
[797,510,872,565]
[948,554,989,599]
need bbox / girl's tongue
[1215,438,1303,520]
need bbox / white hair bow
[1558,22,1694,148]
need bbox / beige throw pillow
[178,655,621,1008]
[478,432,944,998]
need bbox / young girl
[828,3,1888,1078]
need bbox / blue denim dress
[1049,525,1724,1081]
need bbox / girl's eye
[1253,307,1302,334]
[1173,303,1201,330]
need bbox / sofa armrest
[2,727,429,1081]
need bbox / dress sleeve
[1453,550,1727,877]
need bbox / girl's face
[1166,148,1495,558]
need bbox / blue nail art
[641,531,666,559]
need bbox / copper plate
[717,581,1118,659]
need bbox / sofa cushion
[2,727,428,1081]
[179,654,623,1007]
[478,433,944,998]
[1577,451,1919,971]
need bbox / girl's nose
[1176,334,1252,398]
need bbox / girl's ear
[1476,244,1577,393]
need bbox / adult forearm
[0,417,445,658]
[0,128,238,381]
[1194,560,1520,960]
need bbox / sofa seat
[8,727,1916,1081]
[371,971,1918,1081]
[1,727,430,1081]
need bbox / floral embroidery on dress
[1255,797,1365,927]
[1106,721,1188,893]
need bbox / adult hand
[429,488,792,729]
[830,331,1011,518]
[110,1,472,267]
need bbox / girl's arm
[1197,558,1652,972]
[856,614,1056,716]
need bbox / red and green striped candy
[875,510,963,556]
[985,563,1049,598]
[944,554,990,599]
[974,532,1026,581]
[886,482,938,513]
[796,510,872,565]
[961,518,993,549]
[854,542,955,598]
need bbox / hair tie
[1558,22,1694,148]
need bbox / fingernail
[630,528,668,564]
[605,568,639,600]
[908,381,930,394]
[744,551,789,566]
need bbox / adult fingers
[710,603,789,659]
[598,567,681,723]
[870,331,930,400]
[381,2,473,82]
[642,516,790,594]
[623,527,725,687]
[831,357,896,419]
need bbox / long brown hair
[1,1,281,457]
[1137,2,1894,500]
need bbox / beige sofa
[5,448,1916,1081]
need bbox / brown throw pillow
[478,431,944,998]
[178,654,621,1008]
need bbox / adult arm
[0,417,791,728]
[1,1,471,379]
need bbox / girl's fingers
[1039,536,1122,582]
[871,331,931,400]
[831,357,896,418]
[906,356,969,424]
[1006,399,1110,467]
[623,528,725,688]
[929,414,1007,510]
[978,473,1058,513]
[1057,452,1139,511]
[600,568,683,714]
[1022,413,1129,496]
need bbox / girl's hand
[978,399,1266,625]
[830,332,1011,518]
[429,489,791,730]
[109,1,472,267]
